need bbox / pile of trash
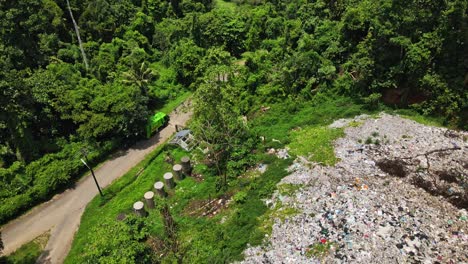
[241,114,467,263]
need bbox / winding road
[1,105,192,263]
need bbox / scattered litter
[276,148,290,159]
[257,163,268,174]
[267,148,291,159]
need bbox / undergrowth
[251,95,364,146]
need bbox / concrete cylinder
[154,181,167,197]
[144,191,155,209]
[181,156,192,175]
[133,201,147,217]
[164,172,175,189]
[173,164,184,180]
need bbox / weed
[233,191,247,204]
[371,131,379,137]
[258,201,300,234]
[305,241,335,258]
[348,121,363,128]
[365,137,373,144]
[416,166,426,173]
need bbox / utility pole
[80,150,103,197]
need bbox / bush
[364,93,382,110]
[233,191,247,204]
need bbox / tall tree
[191,65,248,187]
[0,70,35,162]
[122,62,157,97]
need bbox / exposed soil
[184,194,231,218]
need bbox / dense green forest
[0,0,466,229]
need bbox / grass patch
[391,109,445,127]
[305,241,335,259]
[347,120,363,127]
[251,96,364,146]
[289,126,345,166]
[258,201,300,235]
[2,232,49,264]
[277,183,303,196]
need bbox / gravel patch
[241,113,467,263]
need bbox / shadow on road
[36,249,51,264]
[131,131,163,151]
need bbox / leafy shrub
[364,93,382,110]
[233,191,247,204]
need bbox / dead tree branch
[401,147,461,160]
[66,0,89,70]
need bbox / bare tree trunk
[160,204,181,260]
[161,205,177,240]
[66,0,89,70]
[0,231,3,255]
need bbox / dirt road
[1,105,192,263]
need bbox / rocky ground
[241,113,467,263]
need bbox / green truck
[146,112,169,138]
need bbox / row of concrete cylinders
[133,156,191,216]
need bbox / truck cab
[146,112,169,138]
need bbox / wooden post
[133,201,147,217]
[173,164,183,180]
[154,181,167,197]
[181,156,192,176]
[144,191,155,209]
[164,172,175,189]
